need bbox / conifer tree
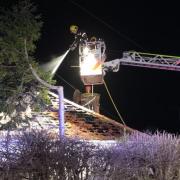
[0,0,54,129]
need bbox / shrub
[92,132,180,180]
[0,130,179,180]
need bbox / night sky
[2,0,180,133]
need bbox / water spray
[40,25,87,77]
[40,49,70,76]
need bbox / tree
[0,0,54,129]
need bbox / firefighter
[69,25,87,51]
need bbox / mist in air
[40,49,70,76]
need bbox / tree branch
[0,65,16,68]
[24,39,59,90]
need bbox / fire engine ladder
[104,51,180,73]
[48,91,114,120]
[120,51,180,71]
[48,91,133,132]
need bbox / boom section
[103,51,180,72]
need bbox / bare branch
[24,39,60,90]
[0,65,16,68]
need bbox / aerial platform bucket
[79,39,106,85]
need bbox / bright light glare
[83,47,89,55]
[80,51,102,76]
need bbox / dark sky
[5,0,180,133]
[34,0,180,134]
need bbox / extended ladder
[103,51,180,72]
[48,91,134,132]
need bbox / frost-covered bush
[0,130,96,179]
[91,132,180,180]
[0,130,179,180]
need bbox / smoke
[40,49,70,76]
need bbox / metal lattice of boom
[103,51,180,73]
[121,51,180,71]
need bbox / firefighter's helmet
[70,25,78,34]
[90,36,97,42]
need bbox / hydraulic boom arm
[103,51,180,73]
